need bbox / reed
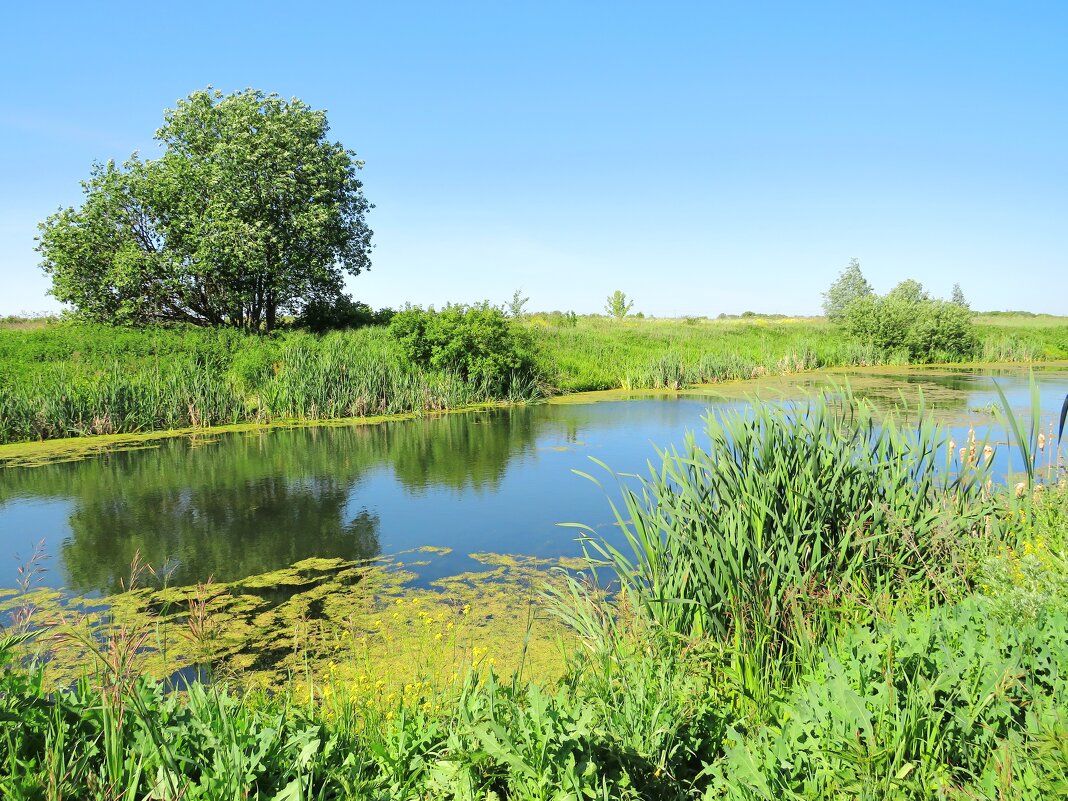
[560,389,998,710]
[0,326,543,444]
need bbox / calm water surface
[2,367,1066,595]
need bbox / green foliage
[821,257,873,322]
[604,291,634,320]
[978,481,1068,625]
[507,289,530,318]
[568,391,992,708]
[844,280,977,361]
[37,88,373,331]
[710,600,1068,799]
[293,293,394,333]
[388,303,540,391]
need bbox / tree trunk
[266,301,276,333]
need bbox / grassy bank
[1,390,1066,798]
[1,315,1066,445]
[0,325,536,445]
[528,314,1068,391]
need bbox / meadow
[1,313,1065,445]
[1,388,1066,799]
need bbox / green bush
[388,303,539,390]
[844,282,977,361]
[293,294,394,333]
[710,600,1068,799]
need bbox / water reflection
[0,410,551,593]
[1,367,1066,595]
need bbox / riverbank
[1,315,1066,447]
[5,361,1067,469]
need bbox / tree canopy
[37,88,373,331]
[821,258,873,322]
[843,279,976,361]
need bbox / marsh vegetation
[2,311,1066,446]
[2,378,1067,798]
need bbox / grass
[2,385,1066,798]
[528,314,1068,392]
[1,313,1066,446]
[0,326,540,445]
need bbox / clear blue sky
[1,1,1065,317]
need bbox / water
[1,366,1065,596]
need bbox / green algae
[1,550,577,695]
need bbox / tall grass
[1,316,1066,444]
[0,327,541,444]
[559,389,997,710]
[531,315,1068,393]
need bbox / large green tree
[37,88,373,331]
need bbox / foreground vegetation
[2,313,1066,445]
[2,389,1066,798]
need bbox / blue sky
[1,1,1064,317]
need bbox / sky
[1,1,1065,317]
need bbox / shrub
[388,303,539,389]
[844,282,977,361]
[294,294,394,333]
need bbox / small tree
[605,290,634,320]
[506,289,529,318]
[951,283,969,309]
[822,258,873,322]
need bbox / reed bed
[0,327,539,444]
[531,316,1068,393]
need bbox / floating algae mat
[2,549,581,694]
